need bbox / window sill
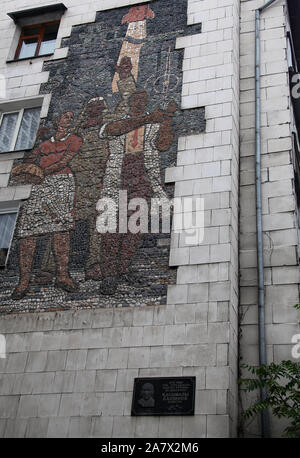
[6,53,53,63]
[0,148,32,154]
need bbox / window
[0,106,41,153]
[0,203,19,268]
[14,21,59,60]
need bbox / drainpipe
[255,0,280,438]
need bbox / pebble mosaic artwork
[0,0,205,313]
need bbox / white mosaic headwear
[88,97,104,104]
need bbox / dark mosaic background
[0,0,205,313]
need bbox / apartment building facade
[0,0,298,438]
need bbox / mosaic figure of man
[71,57,138,280]
[98,89,176,295]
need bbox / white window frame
[0,201,20,268]
[0,109,25,152]
[0,96,43,154]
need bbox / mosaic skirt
[17,174,75,238]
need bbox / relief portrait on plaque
[137,382,155,408]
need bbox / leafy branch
[239,360,300,438]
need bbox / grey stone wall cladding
[0,306,229,438]
[239,0,300,438]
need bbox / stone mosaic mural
[0,1,205,312]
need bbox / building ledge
[7,3,67,23]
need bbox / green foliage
[239,360,300,437]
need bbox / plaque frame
[131,376,196,416]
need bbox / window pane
[39,24,59,56]
[18,37,38,59]
[15,107,41,151]
[39,39,56,55]
[23,26,41,36]
[0,248,8,267]
[44,23,59,38]
[0,112,18,153]
[0,213,17,249]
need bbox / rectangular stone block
[128,347,150,369]
[5,353,28,374]
[106,348,129,370]
[209,282,231,301]
[188,283,209,303]
[102,392,125,416]
[135,416,159,438]
[112,416,136,438]
[25,351,48,373]
[208,323,230,343]
[52,371,76,394]
[47,417,70,438]
[41,332,62,351]
[80,393,103,417]
[142,325,164,346]
[95,369,117,392]
[72,310,93,329]
[0,395,20,418]
[150,346,173,368]
[122,327,143,347]
[68,417,92,438]
[175,303,197,323]
[59,393,82,417]
[189,245,210,265]
[185,324,208,344]
[210,244,231,262]
[113,308,133,327]
[45,350,67,372]
[53,312,74,331]
[132,307,154,326]
[195,390,217,414]
[101,328,123,348]
[182,415,207,438]
[17,395,39,418]
[92,309,113,328]
[25,418,49,438]
[115,369,139,392]
[169,248,190,266]
[74,370,96,393]
[158,416,183,438]
[91,416,113,438]
[4,418,27,438]
[86,349,108,370]
[206,367,229,389]
[207,414,229,438]
[167,285,188,304]
[38,394,61,417]
[192,344,216,367]
[217,343,229,365]
[0,374,16,395]
[66,350,88,370]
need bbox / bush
[239,360,300,437]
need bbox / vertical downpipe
[254,0,279,437]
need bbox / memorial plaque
[131,377,196,416]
